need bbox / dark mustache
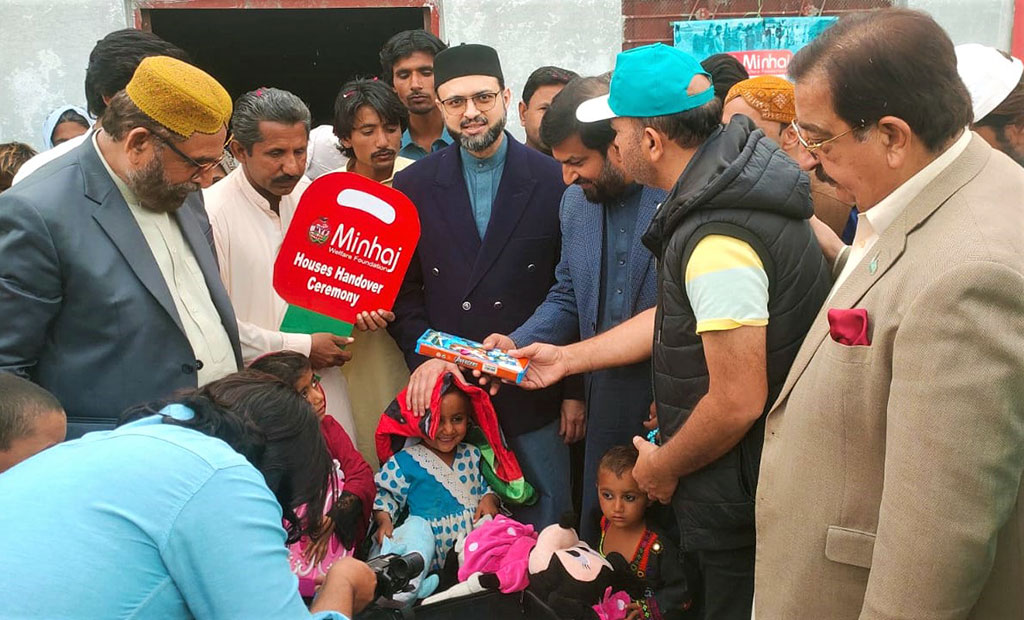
[271,174,300,184]
[460,115,487,128]
[814,165,836,185]
[371,149,396,159]
[170,181,200,196]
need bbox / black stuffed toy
[527,514,644,620]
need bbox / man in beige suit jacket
[755,9,1024,619]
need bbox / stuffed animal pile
[421,513,643,620]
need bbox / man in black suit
[389,44,571,527]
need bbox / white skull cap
[955,43,1024,123]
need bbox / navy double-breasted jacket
[389,133,566,437]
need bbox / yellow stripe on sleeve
[684,234,765,283]
[695,317,769,334]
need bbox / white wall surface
[439,0,623,142]
[903,0,1015,51]
[0,0,128,149]
[0,0,1015,148]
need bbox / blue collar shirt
[399,125,452,161]
[460,135,509,240]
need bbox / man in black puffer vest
[508,44,830,619]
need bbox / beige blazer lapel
[770,133,990,412]
[900,133,989,232]
[770,229,906,410]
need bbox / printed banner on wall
[273,171,420,337]
[673,16,837,77]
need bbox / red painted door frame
[133,0,440,36]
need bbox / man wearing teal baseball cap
[506,43,830,619]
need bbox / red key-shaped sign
[274,171,420,333]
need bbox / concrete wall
[439,0,622,142]
[0,0,1016,149]
[904,0,1015,50]
[0,0,621,148]
[0,0,128,149]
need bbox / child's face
[597,467,649,529]
[294,369,326,420]
[424,391,470,454]
[0,409,66,474]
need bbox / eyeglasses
[440,92,501,115]
[152,131,233,177]
[790,120,863,157]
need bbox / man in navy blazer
[484,76,665,542]
[0,57,242,439]
[389,44,571,527]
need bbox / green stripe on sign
[280,305,353,340]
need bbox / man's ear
[123,127,153,166]
[229,139,247,163]
[502,87,513,110]
[644,126,664,163]
[606,143,625,170]
[877,115,913,170]
[1004,122,1024,151]
[781,123,800,151]
[518,100,528,126]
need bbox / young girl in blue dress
[373,383,500,569]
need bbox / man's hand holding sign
[274,172,420,352]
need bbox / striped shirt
[684,234,770,334]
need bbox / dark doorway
[149,8,424,125]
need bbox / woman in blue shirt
[0,370,375,619]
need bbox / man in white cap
[956,43,1024,166]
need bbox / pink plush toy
[458,515,537,593]
[526,514,644,620]
[422,514,642,618]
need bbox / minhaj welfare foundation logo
[308,217,332,245]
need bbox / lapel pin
[868,254,879,275]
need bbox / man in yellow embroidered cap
[723,75,855,239]
[0,54,242,439]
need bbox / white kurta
[335,157,415,466]
[13,130,90,186]
[204,167,355,440]
[305,124,349,180]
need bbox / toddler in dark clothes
[597,445,694,620]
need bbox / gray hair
[231,87,311,153]
[0,373,63,450]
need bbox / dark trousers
[684,545,755,620]
[507,419,572,528]
[579,365,652,544]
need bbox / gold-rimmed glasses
[790,120,863,157]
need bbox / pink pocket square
[827,308,871,346]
